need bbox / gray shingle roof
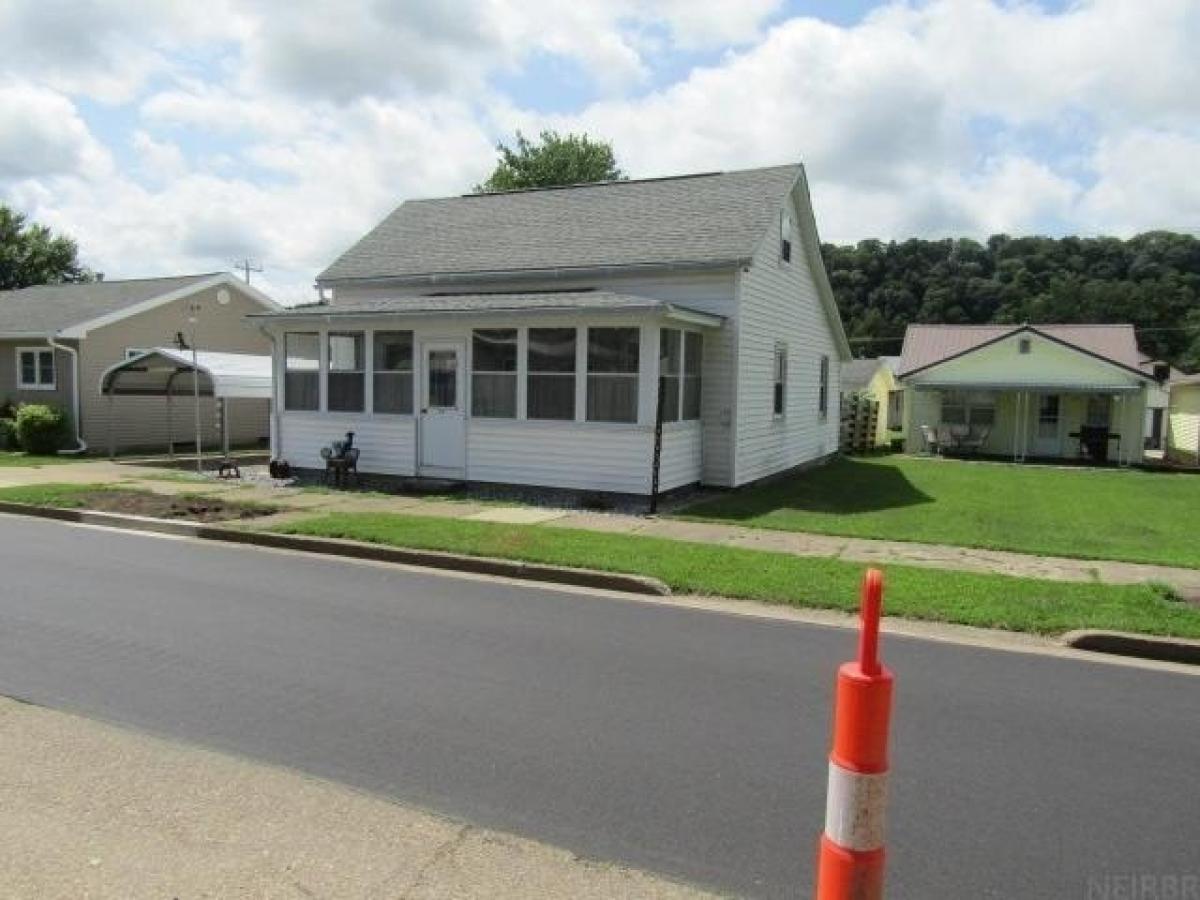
[841,358,885,392]
[319,165,802,283]
[251,290,724,323]
[0,274,220,335]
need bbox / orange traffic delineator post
[816,569,894,900]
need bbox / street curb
[0,501,671,597]
[1061,630,1200,666]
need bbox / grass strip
[273,512,1200,639]
[0,452,83,467]
[678,456,1200,570]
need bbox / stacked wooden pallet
[840,395,879,454]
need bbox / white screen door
[1033,394,1061,457]
[419,341,466,476]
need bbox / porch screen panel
[528,328,576,420]
[941,391,994,427]
[472,329,517,418]
[373,331,413,414]
[284,332,319,411]
[1086,396,1111,426]
[588,327,639,423]
[328,332,365,412]
[659,329,681,422]
[683,332,702,420]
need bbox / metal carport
[98,347,272,460]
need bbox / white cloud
[1079,131,1200,234]
[1,0,1198,307]
[522,0,1200,239]
[0,83,110,180]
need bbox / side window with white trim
[17,348,55,390]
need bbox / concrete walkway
[0,695,711,899]
[4,458,1200,596]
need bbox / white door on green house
[418,341,466,477]
[1032,394,1062,457]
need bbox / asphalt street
[0,515,1194,898]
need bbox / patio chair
[958,425,990,455]
[919,424,942,456]
[320,432,361,488]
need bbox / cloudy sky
[1,0,1197,304]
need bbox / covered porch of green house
[905,382,1148,465]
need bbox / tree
[821,232,1200,368]
[474,130,625,193]
[0,206,93,290]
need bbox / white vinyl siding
[280,412,416,476]
[733,191,842,484]
[330,269,739,486]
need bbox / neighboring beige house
[1166,374,1200,465]
[252,164,850,495]
[841,356,903,447]
[0,273,277,453]
[898,324,1158,465]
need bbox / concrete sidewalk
[0,695,714,899]
[4,458,1200,596]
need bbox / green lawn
[0,452,82,467]
[679,456,1200,569]
[0,483,110,506]
[273,512,1200,638]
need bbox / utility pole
[233,258,263,285]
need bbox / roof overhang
[908,382,1145,393]
[316,258,745,290]
[251,301,725,329]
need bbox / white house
[898,323,1160,464]
[252,164,850,494]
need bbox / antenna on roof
[232,258,263,285]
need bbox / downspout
[258,324,282,459]
[47,336,88,454]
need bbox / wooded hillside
[822,231,1200,370]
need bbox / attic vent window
[1018,338,1032,354]
[780,210,793,263]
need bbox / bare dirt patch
[69,490,274,523]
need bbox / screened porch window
[528,327,576,420]
[327,332,364,412]
[283,333,319,411]
[1086,395,1111,427]
[659,329,681,422]
[472,328,517,418]
[373,331,413,414]
[941,391,995,427]
[588,327,639,423]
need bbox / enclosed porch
[907,385,1147,465]
[252,293,725,495]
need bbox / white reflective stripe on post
[823,762,889,852]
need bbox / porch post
[1116,394,1125,466]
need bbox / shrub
[0,418,16,450]
[13,404,68,454]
